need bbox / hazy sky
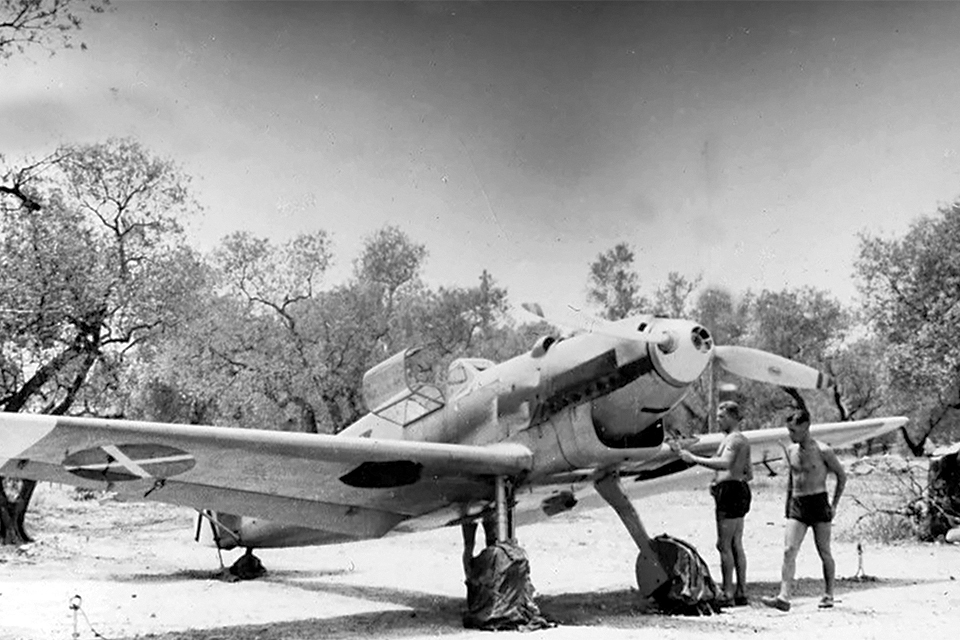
[4,1,960,313]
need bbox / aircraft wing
[680,416,909,465]
[0,414,531,540]
[512,416,908,526]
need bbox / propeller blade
[713,345,833,390]
[519,303,672,346]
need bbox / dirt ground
[2,456,959,640]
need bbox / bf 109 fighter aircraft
[0,307,905,599]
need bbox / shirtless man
[762,409,847,612]
[679,400,753,606]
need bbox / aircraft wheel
[635,548,670,598]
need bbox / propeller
[520,302,833,391]
[713,345,833,390]
[519,303,673,347]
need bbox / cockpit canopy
[362,347,445,426]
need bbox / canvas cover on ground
[650,533,723,616]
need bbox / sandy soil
[2,458,959,640]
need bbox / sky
[4,1,960,315]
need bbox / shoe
[761,596,791,612]
[715,596,734,608]
[818,595,834,609]
[733,595,749,607]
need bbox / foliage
[586,243,647,320]
[826,335,889,423]
[678,284,862,433]
[145,225,523,434]
[398,270,512,365]
[839,456,929,544]
[0,138,204,543]
[0,139,204,416]
[0,0,110,60]
[855,203,960,453]
[691,286,750,346]
[652,272,701,318]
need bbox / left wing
[0,414,531,540]
[513,416,908,526]
[681,416,909,465]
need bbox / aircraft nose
[649,320,713,386]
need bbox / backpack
[650,534,723,616]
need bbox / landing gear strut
[196,509,265,582]
[460,475,551,630]
[594,470,669,598]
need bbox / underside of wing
[0,414,532,541]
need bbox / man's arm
[822,445,846,510]
[679,435,736,470]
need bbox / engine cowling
[591,319,713,448]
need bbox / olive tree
[0,138,205,544]
[855,202,960,454]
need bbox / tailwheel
[229,547,266,580]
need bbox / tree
[586,243,648,320]
[825,335,888,423]
[153,226,433,435]
[0,138,205,544]
[682,286,857,434]
[692,285,750,346]
[855,202,960,454]
[734,287,850,429]
[0,0,110,60]
[652,272,702,318]
[402,270,510,361]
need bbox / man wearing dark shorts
[787,492,833,526]
[679,401,752,606]
[762,410,847,612]
[712,478,752,521]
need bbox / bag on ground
[650,533,722,616]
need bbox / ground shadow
[112,587,466,640]
[107,574,951,640]
[112,566,355,583]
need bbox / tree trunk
[922,448,960,541]
[0,478,37,545]
[900,426,926,457]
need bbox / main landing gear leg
[594,471,669,598]
[461,475,550,631]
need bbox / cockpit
[361,347,445,426]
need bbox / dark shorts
[787,492,833,525]
[711,480,751,520]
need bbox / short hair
[718,401,742,421]
[787,409,811,426]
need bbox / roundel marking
[63,444,196,482]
